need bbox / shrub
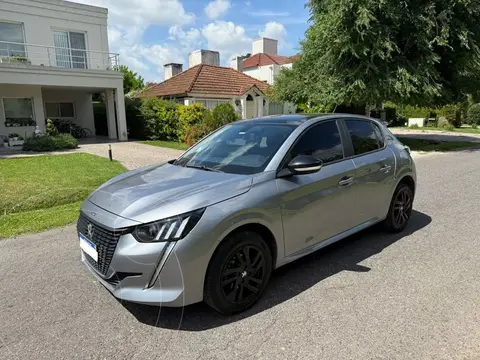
[46,119,59,136]
[466,103,480,125]
[440,104,462,128]
[212,103,238,128]
[409,124,419,129]
[140,97,179,140]
[472,123,478,129]
[177,104,212,143]
[438,116,449,128]
[22,134,78,152]
[125,97,143,139]
[184,122,212,146]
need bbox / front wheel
[204,231,273,315]
[384,183,414,232]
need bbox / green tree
[114,65,145,94]
[272,0,480,110]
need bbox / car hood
[88,163,253,223]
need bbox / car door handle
[338,177,354,187]
[379,165,392,173]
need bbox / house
[0,0,127,141]
[231,38,298,115]
[138,51,273,119]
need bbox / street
[1,149,479,359]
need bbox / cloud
[71,0,194,28]
[260,22,288,48]
[249,10,290,17]
[204,0,231,19]
[202,21,252,61]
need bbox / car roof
[234,113,382,127]
[234,114,323,126]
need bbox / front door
[342,119,396,221]
[276,120,358,256]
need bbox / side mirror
[287,155,323,175]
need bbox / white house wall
[0,84,45,138]
[42,89,95,135]
[243,66,274,85]
[0,0,109,68]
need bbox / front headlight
[132,208,205,243]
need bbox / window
[53,31,87,69]
[2,98,35,127]
[344,120,381,155]
[45,102,75,118]
[0,22,26,58]
[372,123,385,148]
[175,123,296,175]
[288,121,344,165]
[193,99,229,110]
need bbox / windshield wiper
[185,164,223,173]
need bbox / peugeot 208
[78,114,416,314]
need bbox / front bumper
[78,201,212,307]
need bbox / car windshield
[174,123,296,175]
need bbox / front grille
[77,213,123,275]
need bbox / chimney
[252,38,278,55]
[230,54,250,72]
[164,63,183,80]
[189,50,220,68]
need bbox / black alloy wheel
[384,182,414,232]
[392,186,413,228]
[204,231,273,315]
[220,245,266,304]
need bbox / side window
[288,121,344,165]
[344,120,380,155]
[372,123,385,148]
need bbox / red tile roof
[137,64,270,98]
[242,53,298,69]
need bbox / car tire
[384,182,414,233]
[204,231,273,315]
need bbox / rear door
[341,119,396,222]
[276,120,358,256]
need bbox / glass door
[53,31,87,69]
[69,32,87,69]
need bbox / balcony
[0,41,119,71]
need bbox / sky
[71,0,310,82]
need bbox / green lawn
[140,140,189,150]
[392,126,480,134]
[397,137,479,152]
[0,153,126,239]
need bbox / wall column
[115,86,128,141]
[105,89,117,139]
[240,96,247,119]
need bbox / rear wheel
[204,231,272,315]
[384,182,414,232]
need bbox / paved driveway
[0,140,184,170]
[390,128,480,143]
[1,150,480,359]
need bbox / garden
[0,153,126,238]
[124,97,239,147]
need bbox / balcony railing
[0,41,119,71]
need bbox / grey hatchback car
[78,114,416,314]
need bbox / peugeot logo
[87,223,94,238]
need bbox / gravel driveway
[0,140,184,170]
[75,141,184,170]
[1,150,479,359]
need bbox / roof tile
[242,53,297,69]
[138,64,270,98]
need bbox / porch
[0,84,127,143]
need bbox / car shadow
[121,210,432,331]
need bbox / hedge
[22,134,78,152]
